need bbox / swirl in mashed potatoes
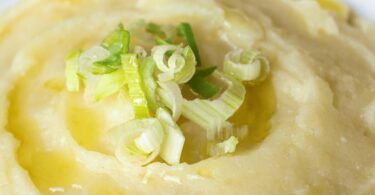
[0,0,375,194]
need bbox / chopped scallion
[94,24,131,72]
[156,108,185,165]
[139,56,159,112]
[122,54,150,118]
[182,71,246,133]
[187,66,219,99]
[177,22,201,66]
[224,49,270,82]
[157,81,183,120]
[208,136,239,156]
[95,69,126,101]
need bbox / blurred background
[0,0,374,22]
[345,0,375,21]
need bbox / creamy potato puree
[0,0,375,194]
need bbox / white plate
[345,0,375,21]
[0,0,374,22]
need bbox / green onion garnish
[139,56,158,112]
[188,76,220,99]
[94,24,131,72]
[182,71,246,133]
[152,45,196,84]
[157,81,183,120]
[146,22,166,38]
[64,21,270,165]
[194,66,217,78]
[223,49,270,82]
[187,66,219,99]
[174,46,196,84]
[94,69,126,101]
[177,22,201,66]
[122,54,150,118]
[208,136,239,156]
[156,108,185,165]
[104,118,164,165]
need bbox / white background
[0,0,374,22]
[345,0,375,21]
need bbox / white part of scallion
[157,81,183,120]
[208,136,239,156]
[156,108,185,165]
[152,45,196,84]
[104,119,164,165]
[182,71,246,134]
[174,46,196,84]
[152,44,180,73]
[79,46,110,76]
[223,49,269,82]
[134,121,165,154]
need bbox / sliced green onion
[134,121,165,154]
[134,45,148,59]
[187,66,219,99]
[79,46,110,76]
[188,76,220,99]
[122,54,150,118]
[152,45,196,83]
[223,49,270,82]
[208,136,239,156]
[146,22,166,37]
[155,37,172,45]
[94,69,126,101]
[102,24,130,55]
[104,119,164,165]
[146,23,177,45]
[177,22,201,66]
[92,55,119,74]
[156,108,185,165]
[193,66,217,78]
[65,49,81,92]
[94,24,131,71]
[157,81,183,120]
[174,46,196,84]
[139,56,158,112]
[182,71,246,132]
[152,45,181,74]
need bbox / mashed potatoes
[1,0,375,194]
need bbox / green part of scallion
[122,54,150,118]
[187,66,219,99]
[177,22,201,66]
[94,24,131,72]
[102,24,131,55]
[140,56,159,112]
[146,22,166,38]
[194,66,217,78]
[95,69,127,101]
[188,76,220,99]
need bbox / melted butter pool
[180,77,275,163]
[6,70,124,195]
